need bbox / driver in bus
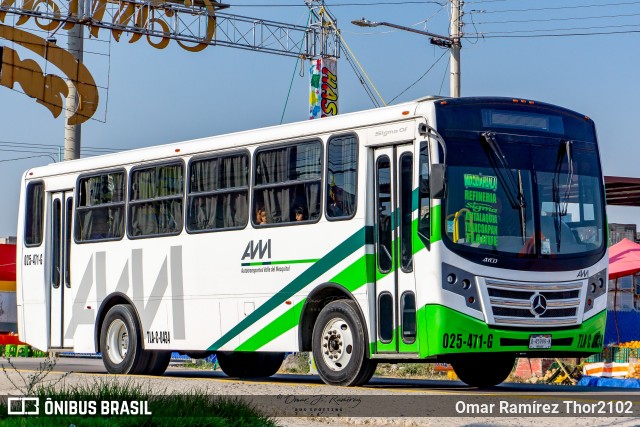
[328,184,344,217]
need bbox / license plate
[529,334,552,349]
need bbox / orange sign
[0,25,98,125]
[0,0,219,52]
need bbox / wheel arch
[298,283,370,355]
[95,292,144,352]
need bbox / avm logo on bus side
[241,239,271,261]
[66,247,186,342]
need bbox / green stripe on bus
[235,254,375,352]
[232,217,433,353]
[235,300,305,352]
[431,204,442,243]
[213,198,436,352]
[208,226,369,351]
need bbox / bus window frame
[185,149,251,234]
[400,290,417,344]
[399,151,413,273]
[74,168,127,244]
[251,138,324,229]
[324,132,359,222]
[23,180,45,248]
[127,159,186,240]
[418,140,431,251]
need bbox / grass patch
[279,353,310,374]
[375,363,448,379]
[0,380,279,426]
[180,359,219,371]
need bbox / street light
[351,16,461,97]
[351,18,452,47]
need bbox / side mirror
[430,164,446,199]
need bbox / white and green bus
[16,96,607,387]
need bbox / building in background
[0,237,16,244]
[609,223,637,246]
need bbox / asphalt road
[3,357,640,426]
[2,356,636,393]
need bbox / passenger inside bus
[256,206,267,225]
[295,206,306,221]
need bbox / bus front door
[374,145,419,354]
[49,191,74,349]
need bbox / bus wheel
[143,351,172,376]
[100,304,148,375]
[312,300,375,387]
[217,352,284,378]
[451,354,515,387]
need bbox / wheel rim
[106,319,129,364]
[320,317,354,372]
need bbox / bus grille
[484,279,583,327]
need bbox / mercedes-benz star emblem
[530,294,548,316]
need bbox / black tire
[451,354,516,387]
[312,299,375,386]
[143,351,172,376]
[100,304,148,375]
[352,358,378,386]
[217,351,284,378]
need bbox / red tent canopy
[609,238,640,280]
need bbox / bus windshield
[444,137,604,256]
[437,101,605,262]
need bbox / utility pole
[64,3,84,161]
[450,0,463,98]
[352,0,462,100]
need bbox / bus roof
[24,96,443,180]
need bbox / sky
[1,0,640,238]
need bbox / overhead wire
[476,1,640,14]
[231,1,446,7]
[322,6,387,106]
[438,55,449,95]
[467,2,640,39]
[0,154,59,163]
[470,22,640,36]
[473,12,640,26]
[467,29,640,38]
[388,49,448,104]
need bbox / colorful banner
[309,58,338,119]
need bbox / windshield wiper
[552,140,574,252]
[481,132,527,245]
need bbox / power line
[389,49,447,104]
[230,1,445,6]
[467,29,640,38]
[465,0,518,3]
[0,140,119,152]
[474,23,640,36]
[0,154,58,163]
[473,12,640,26]
[477,1,640,14]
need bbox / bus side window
[24,182,44,246]
[253,140,322,226]
[187,153,249,232]
[75,172,126,242]
[326,134,358,220]
[418,141,430,247]
[129,163,184,238]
